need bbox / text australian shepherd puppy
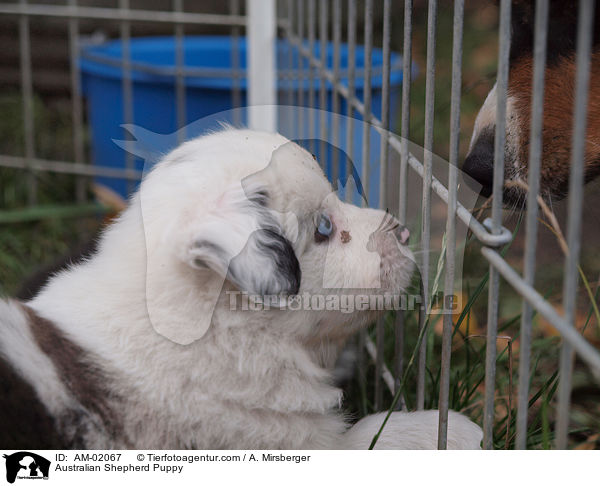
[0,129,482,450]
[464,0,600,204]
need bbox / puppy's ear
[185,184,301,297]
[144,181,300,345]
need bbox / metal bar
[119,0,134,195]
[360,0,373,206]
[481,247,600,378]
[417,0,438,411]
[516,0,549,451]
[0,4,247,26]
[247,0,277,132]
[307,0,316,151]
[483,0,511,450]
[296,0,304,138]
[556,0,596,450]
[68,0,86,203]
[376,0,392,409]
[365,334,395,394]
[174,0,186,143]
[394,311,406,410]
[438,0,463,450]
[319,0,328,169]
[19,0,36,205]
[331,0,341,185]
[399,0,412,222]
[0,155,143,180]
[344,0,356,204]
[357,328,367,416]
[375,316,385,410]
[379,0,391,210]
[395,0,412,409]
[230,0,242,126]
[286,0,294,108]
[360,0,376,408]
[396,0,413,406]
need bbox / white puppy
[0,129,482,449]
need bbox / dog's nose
[394,225,410,245]
[462,130,495,197]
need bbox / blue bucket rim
[79,35,406,90]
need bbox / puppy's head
[140,129,414,344]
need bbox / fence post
[247,0,277,132]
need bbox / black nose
[462,128,495,197]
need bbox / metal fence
[1,0,600,449]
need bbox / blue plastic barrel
[80,36,405,198]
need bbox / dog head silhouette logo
[3,452,50,483]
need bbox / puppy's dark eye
[315,213,333,242]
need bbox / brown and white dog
[463,0,600,205]
[0,129,482,450]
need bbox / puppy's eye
[315,213,333,242]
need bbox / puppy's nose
[463,130,495,197]
[394,225,410,245]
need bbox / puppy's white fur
[0,129,482,449]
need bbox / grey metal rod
[556,0,596,450]
[331,0,341,186]
[483,0,511,450]
[360,0,373,207]
[319,0,328,170]
[68,0,86,203]
[0,155,143,180]
[438,0,463,450]
[378,3,392,406]
[365,333,395,394]
[417,0,438,412]
[0,4,247,26]
[297,0,304,138]
[395,0,412,412]
[375,316,385,410]
[345,0,356,204]
[361,0,376,407]
[399,0,412,223]
[230,0,242,126]
[19,0,36,205]
[119,0,134,195]
[379,0,391,210]
[307,0,316,151]
[394,311,406,410]
[286,0,294,108]
[516,0,548,451]
[174,0,186,144]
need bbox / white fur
[343,411,483,450]
[1,129,482,449]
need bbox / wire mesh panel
[1,0,600,450]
